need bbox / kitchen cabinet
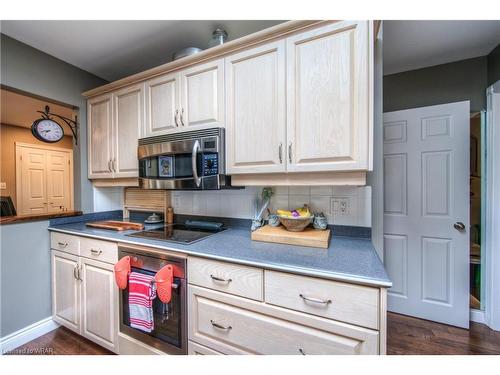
[225,40,286,174]
[113,84,144,178]
[226,20,372,177]
[287,20,371,172]
[143,58,224,138]
[88,94,113,179]
[50,234,119,353]
[88,86,144,180]
[52,250,80,333]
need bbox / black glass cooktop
[126,224,226,245]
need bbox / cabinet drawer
[80,237,118,264]
[51,232,80,255]
[189,285,378,355]
[265,271,379,329]
[188,257,263,301]
[188,341,223,355]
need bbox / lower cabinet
[188,284,379,355]
[51,241,119,353]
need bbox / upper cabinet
[225,40,286,174]
[287,21,370,172]
[180,59,225,130]
[88,94,113,179]
[144,72,179,137]
[88,85,144,179]
[143,59,224,138]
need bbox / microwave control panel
[202,154,218,176]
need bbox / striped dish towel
[128,272,156,333]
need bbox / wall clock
[31,105,79,144]
[31,118,64,143]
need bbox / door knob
[453,222,466,232]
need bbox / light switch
[331,197,351,216]
[0,182,6,190]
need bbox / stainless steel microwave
[138,128,231,190]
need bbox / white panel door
[383,101,470,328]
[81,257,118,352]
[18,146,47,214]
[286,21,371,172]
[113,84,144,177]
[51,250,80,333]
[180,59,224,130]
[46,150,72,212]
[225,40,286,174]
[144,72,180,137]
[88,94,113,178]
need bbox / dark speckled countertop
[48,213,391,288]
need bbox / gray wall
[488,44,500,87]
[383,56,488,113]
[0,221,51,338]
[1,33,107,213]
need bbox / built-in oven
[138,128,231,190]
[118,245,187,354]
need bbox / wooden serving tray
[251,225,330,249]
[86,220,144,231]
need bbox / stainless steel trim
[279,143,283,164]
[299,294,332,305]
[139,174,230,190]
[192,140,201,187]
[210,274,232,284]
[138,128,223,146]
[138,138,199,159]
[210,320,232,331]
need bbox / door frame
[15,142,74,214]
[484,82,500,331]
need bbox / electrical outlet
[0,182,6,190]
[331,197,351,215]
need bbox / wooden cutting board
[86,220,144,231]
[251,225,330,249]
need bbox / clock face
[32,119,64,143]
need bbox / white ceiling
[2,20,499,81]
[0,20,285,81]
[384,20,500,75]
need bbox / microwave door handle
[192,140,201,187]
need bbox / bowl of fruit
[277,205,313,232]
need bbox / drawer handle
[299,294,332,305]
[90,248,102,256]
[210,320,232,331]
[210,274,232,284]
[299,348,306,355]
[58,242,68,247]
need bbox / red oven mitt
[114,256,131,290]
[155,264,174,304]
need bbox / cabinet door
[225,40,286,174]
[52,250,80,333]
[113,84,144,178]
[286,21,371,172]
[46,150,73,212]
[80,257,118,352]
[144,72,180,137]
[180,59,224,130]
[88,94,113,178]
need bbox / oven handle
[192,139,201,187]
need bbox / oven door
[118,248,187,354]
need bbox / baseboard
[0,317,59,354]
[470,308,486,324]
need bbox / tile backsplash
[172,186,371,227]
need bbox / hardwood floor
[7,313,500,355]
[387,312,500,355]
[5,326,113,355]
